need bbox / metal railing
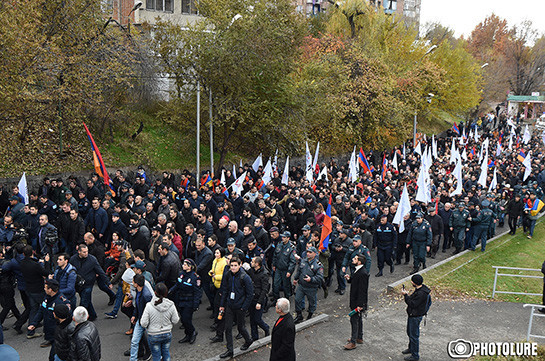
[492,266,542,298]
[523,304,545,341]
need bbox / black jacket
[70,321,101,361]
[55,317,75,361]
[506,199,524,217]
[20,256,49,293]
[66,216,86,247]
[404,284,431,317]
[348,266,369,311]
[69,254,110,288]
[156,251,181,289]
[270,312,296,361]
[248,266,269,305]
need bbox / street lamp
[196,14,242,178]
[127,1,142,33]
[413,45,438,146]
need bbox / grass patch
[470,345,545,360]
[418,110,465,136]
[395,221,545,304]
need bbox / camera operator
[1,243,28,334]
[0,216,14,248]
[38,215,58,256]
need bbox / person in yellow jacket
[209,248,227,324]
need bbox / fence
[491,266,543,298]
[523,304,545,341]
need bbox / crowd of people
[0,111,544,361]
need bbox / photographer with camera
[401,274,431,361]
[0,246,21,328]
[38,215,58,257]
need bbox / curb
[386,228,512,292]
[203,313,329,361]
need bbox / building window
[384,0,397,11]
[165,0,172,12]
[146,0,154,10]
[182,0,198,14]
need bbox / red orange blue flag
[319,195,332,251]
[358,148,373,175]
[83,122,115,196]
[452,123,460,135]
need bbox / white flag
[312,142,320,171]
[415,163,430,203]
[231,171,247,195]
[282,156,289,185]
[508,133,513,150]
[450,139,457,164]
[523,151,532,181]
[262,158,273,186]
[461,148,467,161]
[432,135,438,159]
[450,159,463,197]
[220,169,226,186]
[233,164,237,178]
[305,142,313,183]
[496,143,502,157]
[349,147,358,183]
[478,153,488,188]
[272,149,278,173]
[415,142,422,156]
[402,143,406,159]
[488,168,497,192]
[393,184,411,232]
[318,165,328,182]
[542,132,545,147]
[252,154,262,172]
[392,151,398,171]
[523,125,531,144]
[18,172,29,205]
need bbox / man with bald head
[228,221,244,250]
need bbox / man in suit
[344,254,369,350]
[270,298,296,361]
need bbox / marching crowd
[0,112,544,361]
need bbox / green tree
[149,0,308,173]
[0,0,148,176]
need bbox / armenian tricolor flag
[527,198,545,216]
[358,148,373,175]
[319,195,332,251]
[488,159,495,168]
[469,147,475,159]
[200,173,214,188]
[364,196,372,204]
[517,150,526,163]
[381,154,387,182]
[83,122,115,196]
[452,123,460,135]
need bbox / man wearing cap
[373,215,397,277]
[449,203,470,255]
[471,200,495,252]
[225,238,245,260]
[293,246,324,323]
[331,228,352,295]
[424,207,443,259]
[407,213,432,275]
[128,223,149,258]
[53,303,74,361]
[28,279,71,348]
[272,231,296,301]
[401,274,431,361]
[342,234,371,278]
[296,225,312,257]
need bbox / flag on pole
[312,142,320,172]
[18,173,29,205]
[517,150,526,163]
[523,151,532,181]
[392,184,411,233]
[83,122,115,196]
[262,159,273,189]
[488,168,497,192]
[523,125,531,144]
[281,156,289,185]
[402,143,406,159]
[381,154,387,182]
[318,166,328,182]
[450,158,463,197]
[452,123,460,135]
[231,171,247,195]
[526,198,545,216]
[358,148,372,175]
[252,154,263,172]
[392,151,398,171]
[305,142,313,183]
[232,164,237,178]
[319,195,332,251]
[272,149,278,173]
[478,154,488,188]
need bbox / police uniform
[472,201,494,252]
[170,269,202,340]
[293,253,324,322]
[30,290,71,343]
[374,222,397,276]
[272,240,296,300]
[342,242,372,275]
[407,217,432,272]
[449,206,470,253]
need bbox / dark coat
[69,254,109,288]
[348,266,369,311]
[156,251,181,289]
[20,256,49,293]
[404,284,431,317]
[54,317,75,361]
[270,312,296,361]
[248,266,269,305]
[70,321,101,361]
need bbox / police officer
[296,225,312,257]
[472,200,495,252]
[293,247,324,323]
[373,215,397,277]
[170,258,202,344]
[486,194,499,238]
[449,203,470,254]
[407,213,432,275]
[330,229,352,295]
[27,279,71,350]
[342,235,371,276]
[272,231,296,301]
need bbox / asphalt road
[3,221,524,360]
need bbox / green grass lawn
[396,220,545,304]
